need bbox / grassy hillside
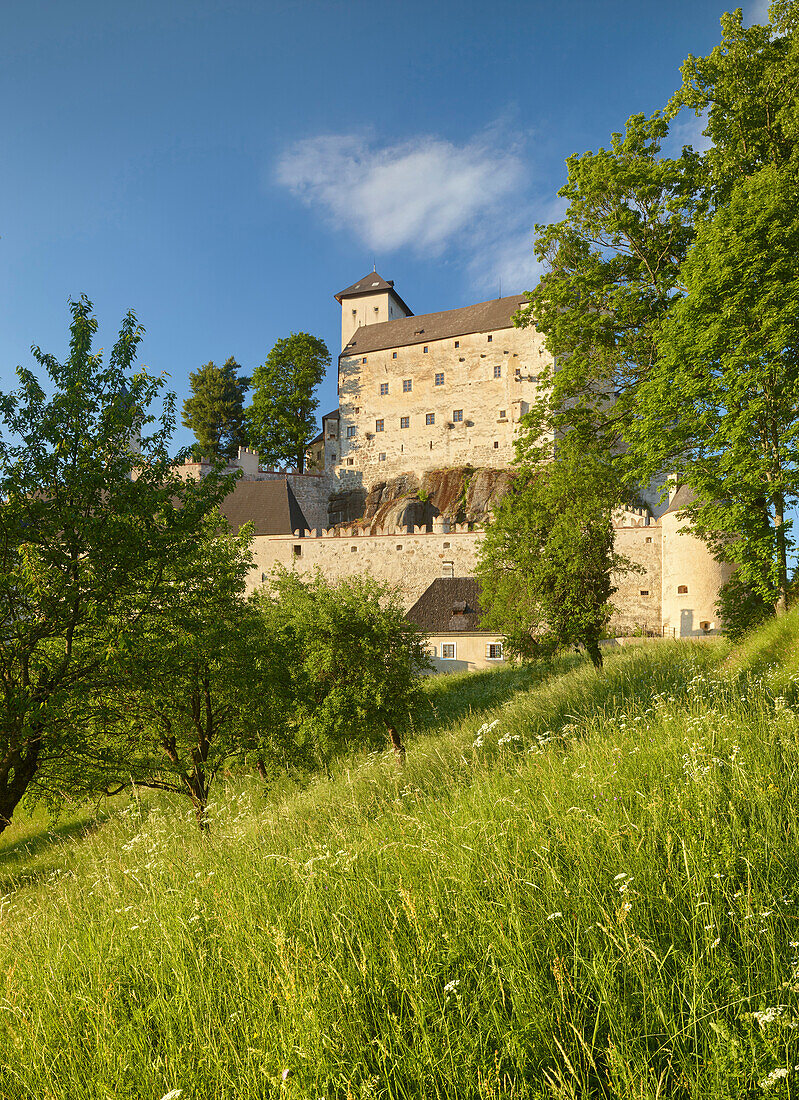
[2,627,799,1099]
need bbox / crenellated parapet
[289,518,479,539]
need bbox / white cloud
[275,128,553,292]
[276,130,525,255]
[744,0,771,25]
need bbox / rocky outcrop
[328,467,516,531]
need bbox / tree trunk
[774,491,789,615]
[387,726,406,766]
[584,637,604,671]
[0,735,42,835]
[256,759,268,781]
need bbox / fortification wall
[249,519,669,638]
[249,525,482,608]
[611,524,663,635]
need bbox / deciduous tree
[254,571,430,766]
[0,297,234,833]
[246,333,330,472]
[477,429,633,670]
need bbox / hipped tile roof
[406,577,489,633]
[219,480,308,536]
[341,294,530,357]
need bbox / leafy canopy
[0,297,235,832]
[246,333,330,473]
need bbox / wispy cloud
[275,128,549,291]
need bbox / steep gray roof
[663,485,697,515]
[341,294,530,357]
[406,577,488,633]
[219,479,309,535]
[335,271,414,316]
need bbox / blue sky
[0,0,768,453]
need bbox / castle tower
[335,271,413,351]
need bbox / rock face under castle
[186,272,732,658]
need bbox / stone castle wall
[249,519,671,637]
[336,323,550,482]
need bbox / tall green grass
[2,632,799,1098]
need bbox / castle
[188,272,731,669]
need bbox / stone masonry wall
[249,526,482,609]
[249,520,665,635]
[336,322,550,483]
[611,524,663,635]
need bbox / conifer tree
[182,357,250,462]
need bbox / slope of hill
[2,625,799,1099]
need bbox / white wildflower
[546,912,563,920]
[759,1067,789,1090]
[751,1006,787,1027]
[614,873,628,881]
[160,1091,183,1100]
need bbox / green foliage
[246,332,330,472]
[255,570,431,765]
[181,356,250,462]
[63,520,271,829]
[478,429,633,669]
[523,4,799,623]
[11,626,799,1096]
[0,297,235,833]
[519,111,702,445]
[629,165,799,611]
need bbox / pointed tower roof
[334,271,413,315]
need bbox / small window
[400,416,410,429]
[352,309,357,316]
[640,590,650,596]
[486,643,503,660]
[350,545,357,553]
[347,426,356,438]
[374,306,379,313]
[443,561,454,578]
[396,544,403,551]
[362,357,367,364]
[403,378,412,392]
[426,412,435,426]
[379,452,386,462]
[392,351,398,359]
[443,542,450,549]
[453,409,463,422]
[442,643,456,660]
[427,644,437,658]
[380,382,389,395]
[293,544,302,557]
[645,536,653,544]
[494,365,501,378]
[487,334,493,343]
[423,346,429,353]
[677,585,689,594]
[375,419,384,432]
[499,409,506,418]
[493,441,499,449]
[454,341,460,349]
[435,372,444,386]
[346,458,354,466]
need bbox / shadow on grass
[0,813,109,894]
[415,653,588,733]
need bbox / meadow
[2,619,799,1099]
